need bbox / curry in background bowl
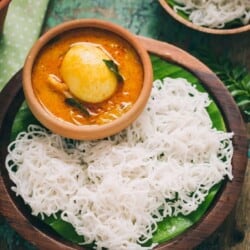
[23,19,153,140]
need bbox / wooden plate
[158,0,250,35]
[0,37,248,250]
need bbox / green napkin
[0,0,49,91]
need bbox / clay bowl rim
[22,19,153,140]
[158,0,250,35]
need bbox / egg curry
[32,28,144,125]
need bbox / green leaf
[150,54,225,131]
[242,75,250,90]
[166,0,189,20]
[151,55,199,85]
[237,99,250,108]
[226,84,237,92]
[10,102,40,141]
[152,183,221,243]
[230,89,249,98]
[103,59,124,82]
[65,98,90,117]
[193,48,250,122]
[232,66,247,80]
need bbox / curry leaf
[231,89,249,97]
[42,215,85,244]
[237,99,250,108]
[65,98,90,117]
[11,102,40,141]
[103,59,124,82]
[193,48,250,122]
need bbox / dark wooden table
[0,1,249,249]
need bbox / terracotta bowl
[0,0,11,34]
[22,19,153,140]
[158,0,250,35]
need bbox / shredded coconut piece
[173,0,250,28]
[6,77,233,250]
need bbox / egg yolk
[60,43,118,103]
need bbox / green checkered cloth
[0,0,49,91]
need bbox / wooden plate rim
[0,37,248,250]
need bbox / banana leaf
[10,55,226,247]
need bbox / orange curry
[32,28,143,125]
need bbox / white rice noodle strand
[173,0,250,28]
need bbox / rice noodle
[173,0,250,28]
[6,77,233,250]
